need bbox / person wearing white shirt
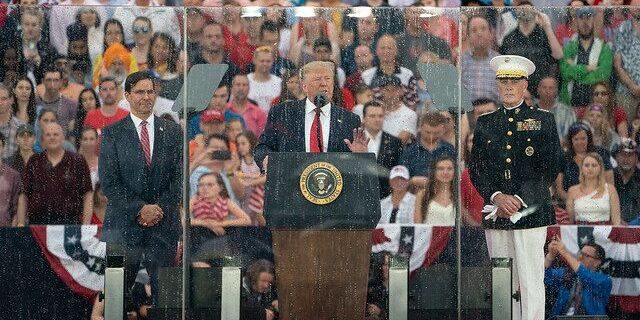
[48,0,106,56]
[371,75,418,145]
[112,1,181,47]
[378,165,415,224]
[247,46,282,113]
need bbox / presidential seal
[299,162,343,205]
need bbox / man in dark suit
[469,55,562,320]
[99,70,182,306]
[255,61,368,171]
[361,100,403,198]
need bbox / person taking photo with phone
[189,133,244,204]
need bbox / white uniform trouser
[485,226,547,320]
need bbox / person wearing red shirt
[226,74,267,137]
[84,77,129,135]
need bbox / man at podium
[255,61,368,171]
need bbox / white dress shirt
[304,98,331,152]
[130,113,155,160]
[366,129,382,158]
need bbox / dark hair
[148,32,178,74]
[0,45,26,79]
[0,132,5,147]
[564,0,590,24]
[566,122,595,157]
[232,73,248,85]
[313,37,332,51]
[124,70,156,93]
[472,97,497,108]
[102,19,126,53]
[99,76,119,89]
[38,109,57,122]
[198,172,230,199]
[206,133,230,150]
[41,65,63,80]
[80,126,99,150]
[12,77,37,124]
[74,88,101,148]
[236,130,258,157]
[420,155,456,222]
[467,14,490,34]
[591,81,616,125]
[278,69,300,103]
[92,182,103,205]
[71,59,90,74]
[362,100,383,117]
[217,83,229,92]
[583,241,606,261]
[260,20,280,40]
[245,259,274,289]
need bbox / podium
[264,152,380,320]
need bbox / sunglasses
[132,26,151,34]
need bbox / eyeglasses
[593,91,609,97]
[132,26,151,34]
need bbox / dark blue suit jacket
[376,132,403,198]
[254,98,361,169]
[99,116,183,246]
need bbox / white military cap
[489,55,536,79]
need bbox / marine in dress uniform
[469,55,562,320]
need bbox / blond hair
[579,152,606,194]
[253,46,275,59]
[299,61,335,81]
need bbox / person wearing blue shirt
[399,112,455,190]
[544,237,612,317]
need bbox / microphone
[314,92,328,108]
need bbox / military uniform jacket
[469,101,562,230]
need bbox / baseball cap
[17,124,35,136]
[389,165,410,180]
[612,139,638,156]
[201,110,225,123]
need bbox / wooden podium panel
[272,230,372,320]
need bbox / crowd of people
[0,0,639,319]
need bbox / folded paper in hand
[483,195,530,223]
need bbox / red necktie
[310,107,323,153]
[140,120,151,167]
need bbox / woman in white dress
[414,156,456,226]
[566,152,621,225]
